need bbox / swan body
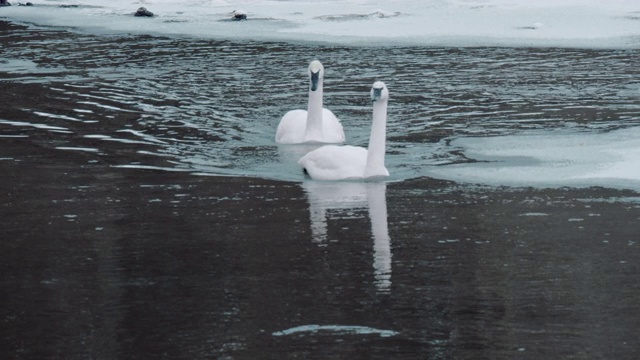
[299,81,390,181]
[276,60,345,144]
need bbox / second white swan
[275,60,345,144]
[298,81,390,181]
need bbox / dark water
[1,21,640,358]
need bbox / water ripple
[1,26,639,182]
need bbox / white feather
[276,60,345,144]
[299,81,390,181]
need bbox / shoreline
[2,17,639,50]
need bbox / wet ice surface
[1,21,640,359]
[429,127,640,190]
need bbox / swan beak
[310,71,320,92]
[371,87,383,102]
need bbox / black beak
[371,87,383,102]
[310,71,320,92]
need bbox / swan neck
[365,99,387,176]
[367,183,391,291]
[305,83,324,141]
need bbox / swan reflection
[301,181,392,292]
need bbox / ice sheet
[427,127,640,190]
[1,0,639,47]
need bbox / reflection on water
[302,181,392,292]
[3,21,640,359]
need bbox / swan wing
[276,109,307,144]
[299,145,368,180]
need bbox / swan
[298,81,390,181]
[275,60,345,144]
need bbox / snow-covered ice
[1,0,639,48]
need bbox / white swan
[275,60,345,144]
[298,81,389,180]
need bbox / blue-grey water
[3,24,640,181]
[1,21,640,359]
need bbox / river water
[1,21,640,358]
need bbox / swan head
[371,81,389,103]
[308,60,325,92]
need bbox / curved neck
[364,99,387,176]
[305,83,324,142]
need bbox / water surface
[2,22,639,182]
[1,21,640,359]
